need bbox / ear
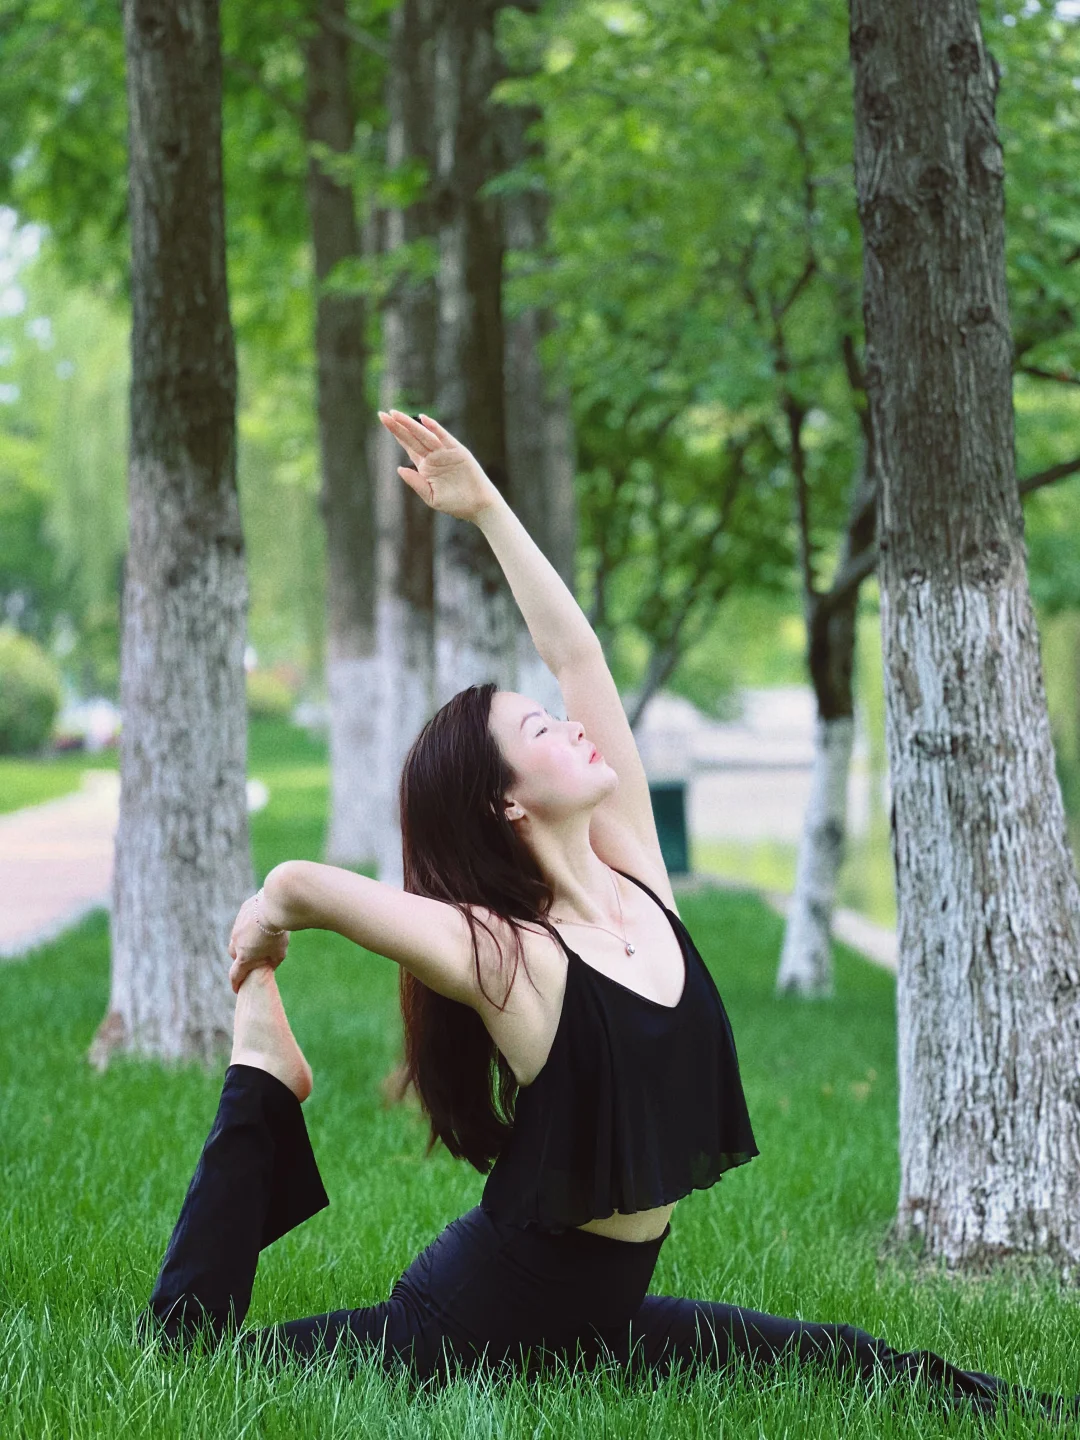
[504,799,525,822]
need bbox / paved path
[0,775,897,975]
[0,770,119,959]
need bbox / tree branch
[811,452,1080,610]
[1018,452,1080,497]
[827,541,879,609]
[774,253,817,323]
[1018,364,1080,388]
[321,7,390,61]
[223,53,303,121]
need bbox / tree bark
[94,0,245,1066]
[777,453,877,997]
[850,0,1080,1271]
[373,0,440,896]
[430,0,520,705]
[304,0,380,870]
[494,29,577,721]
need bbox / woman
[144,411,1075,1421]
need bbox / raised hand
[377,410,501,523]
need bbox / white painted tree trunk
[370,0,439,893]
[851,0,1080,1271]
[776,715,855,997]
[95,0,245,1067]
[323,654,382,867]
[885,578,1080,1268]
[305,1,379,870]
[101,554,250,1064]
[373,415,436,893]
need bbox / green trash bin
[649,780,689,876]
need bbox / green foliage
[0,242,129,695]
[0,0,129,295]
[0,622,61,754]
[0,417,53,637]
[1,0,1079,714]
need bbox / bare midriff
[575,1199,677,1243]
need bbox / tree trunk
[304,0,380,870]
[775,720,853,998]
[430,0,519,705]
[94,0,245,1067]
[850,0,1080,1272]
[372,0,440,895]
[778,460,877,997]
[495,36,577,721]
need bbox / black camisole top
[481,868,759,1232]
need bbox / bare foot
[230,966,313,1102]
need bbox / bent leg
[143,1062,329,1347]
[627,1295,1075,1420]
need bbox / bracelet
[253,886,288,936]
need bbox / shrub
[0,626,63,756]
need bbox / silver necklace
[550,865,635,955]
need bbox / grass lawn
[0,747,118,816]
[2,720,1077,1436]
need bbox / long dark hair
[398,680,559,1172]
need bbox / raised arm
[473,492,598,672]
[377,410,666,871]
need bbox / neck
[524,819,622,925]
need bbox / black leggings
[143,1065,1076,1420]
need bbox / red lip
[589,745,600,763]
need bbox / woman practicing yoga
[145,411,1076,1421]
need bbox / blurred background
[2,0,1079,942]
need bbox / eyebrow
[519,710,544,731]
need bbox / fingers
[378,410,439,456]
[230,957,268,993]
[418,413,454,443]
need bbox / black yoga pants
[142,1064,1076,1421]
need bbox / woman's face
[488,690,616,825]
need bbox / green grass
[0,713,318,818]
[0,748,118,815]
[2,719,1078,1435]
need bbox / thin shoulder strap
[612,866,670,915]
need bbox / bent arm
[256,859,488,1004]
[474,491,600,673]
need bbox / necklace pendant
[625,942,635,955]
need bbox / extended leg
[142,967,327,1347]
[627,1295,1078,1421]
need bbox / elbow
[265,860,315,932]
